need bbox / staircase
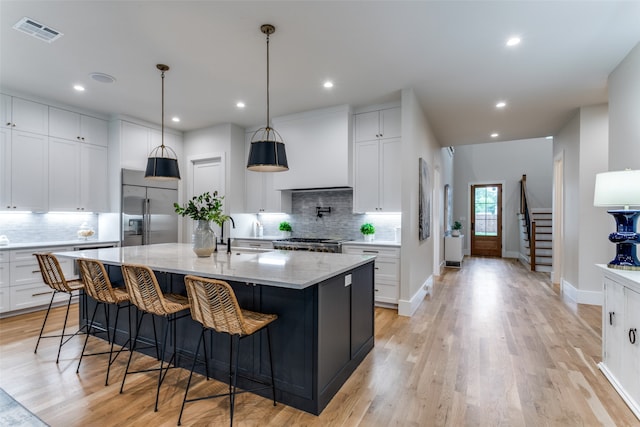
[522,208,553,273]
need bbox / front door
[471,184,502,257]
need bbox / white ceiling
[1,1,639,147]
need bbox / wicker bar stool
[76,258,133,386]
[119,263,190,412]
[33,253,86,363]
[179,275,277,427]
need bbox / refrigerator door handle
[143,198,150,245]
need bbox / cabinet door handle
[6,122,11,126]
[363,250,379,254]
[32,270,41,274]
[630,328,637,344]
[609,311,615,325]
[32,291,53,297]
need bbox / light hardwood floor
[0,257,637,426]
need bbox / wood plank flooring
[1,257,637,426]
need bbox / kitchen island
[54,243,375,415]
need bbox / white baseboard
[561,279,602,306]
[398,275,432,317]
[504,251,519,259]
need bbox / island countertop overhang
[54,243,376,290]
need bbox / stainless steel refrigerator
[121,169,178,246]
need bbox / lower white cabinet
[599,267,640,420]
[4,247,76,314]
[342,244,400,305]
[233,239,273,250]
[445,235,464,267]
[0,251,9,313]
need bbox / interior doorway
[470,183,502,257]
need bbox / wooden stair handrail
[520,174,536,271]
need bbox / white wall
[453,138,553,257]
[399,88,446,316]
[608,42,640,170]
[553,105,610,304]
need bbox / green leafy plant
[452,221,463,230]
[174,191,230,227]
[360,223,375,235]
[279,221,292,232]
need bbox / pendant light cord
[160,68,165,155]
[266,31,270,132]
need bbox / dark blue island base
[82,260,375,415]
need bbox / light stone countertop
[0,240,120,251]
[54,243,375,290]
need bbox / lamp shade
[247,140,288,172]
[145,145,181,180]
[594,169,640,208]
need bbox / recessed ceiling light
[236,102,245,108]
[171,117,180,123]
[491,133,499,138]
[73,85,85,92]
[496,101,506,108]
[506,37,521,47]
[323,81,334,89]
[89,72,116,83]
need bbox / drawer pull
[32,270,41,274]
[630,328,637,345]
[363,250,379,254]
[609,311,615,325]
[374,288,379,292]
[32,291,53,297]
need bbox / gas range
[272,237,346,253]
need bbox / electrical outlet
[344,274,352,287]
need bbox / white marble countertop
[0,240,119,251]
[54,243,375,290]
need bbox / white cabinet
[49,107,108,146]
[233,239,274,249]
[342,244,400,305]
[1,95,48,135]
[599,268,640,420]
[354,107,401,143]
[353,137,401,212]
[49,137,109,212]
[0,129,48,211]
[244,130,291,213]
[120,121,152,171]
[8,247,75,313]
[445,235,465,267]
[271,105,352,190]
[0,251,9,313]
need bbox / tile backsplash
[257,189,401,241]
[0,212,100,243]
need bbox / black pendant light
[247,24,289,172]
[145,64,181,180]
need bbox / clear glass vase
[192,220,215,257]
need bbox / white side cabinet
[354,107,401,142]
[342,243,400,305]
[353,138,401,212]
[599,267,640,420]
[445,235,465,267]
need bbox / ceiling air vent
[13,17,63,43]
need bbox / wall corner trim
[398,275,432,317]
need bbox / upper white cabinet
[49,137,108,212]
[114,120,182,172]
[354,107,401,142]
[354,138,401,212]
[1,129,49,211]
[271,105,352,190]
[49,107,108,146]
[353,106,401,213]
[0,95,48,135]
[245,130,291,213]
[599,268,640,419]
